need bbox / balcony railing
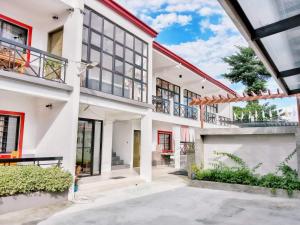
[152,96,170,114]
[0,37,67,83]
[174,102,198,120]
[0,156,63,167]
[204,112,231,126]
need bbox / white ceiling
[153,49,228,96]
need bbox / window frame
[156,78,180,103]
[157,130,173,153]
[0,14,33,62]
[0,110,25,158]
[81,6,149,103]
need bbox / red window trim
[0,13,33,63]
[157,130,173,153]
[0,110,25,159]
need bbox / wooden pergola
[189,89,300,128]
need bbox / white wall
[203,134,297,175]
[112,121,133,166]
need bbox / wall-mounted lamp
[78,61,99,75]
[45,104,53,109]
[52,15,59,20]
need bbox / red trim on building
[0,13,33,63]
[157,130,173,153]
[153,41,236,95]
[99,0,158,38]
[0,110,25,158]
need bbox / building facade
[0,0,235,191]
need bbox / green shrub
[0,165,73,197]
[193,151,300,195]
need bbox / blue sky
[116,0,296,110]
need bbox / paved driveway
[39,186,300,225]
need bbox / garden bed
[0,165,72,214]
[190,180,300,199]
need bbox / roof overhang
[100,0,158,38]
[219,0,300,95]
[153,41,236,95]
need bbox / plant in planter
[0,165,72,197]
[192,151,300,196]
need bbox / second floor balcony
[152,95,198,120]
[0,37,68,83]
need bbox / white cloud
[148,13,192,32]
[116,0,248,78]
[166,33,247,76]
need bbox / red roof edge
[100,0,158,38]
[153,41,236,95]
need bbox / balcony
[0,36,67,83]
[204,112,231,126]
[174,102,198,120]
[152,96,170,114]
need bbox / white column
[101,120,114,173]
[173,125,181,169]
[60,2,84,200]
[140,110,152,182]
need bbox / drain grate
[110,176,126,179]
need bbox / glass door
[76,119,103,176]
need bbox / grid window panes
[206,104,218,114]
[158,132,172,151]
[82,6,148,103]
[0,115,20,153]
[156,78,180,103]
[184,89,200,118]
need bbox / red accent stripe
[0,110,25,158]
[100,0,158,38]
[153,41,236,95]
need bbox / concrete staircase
[112,151,130,170]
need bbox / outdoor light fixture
[77,61,99,75]
[52,15,59,20]
[179,74,182,78]
[45,104,53,109]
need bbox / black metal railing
[228,120,298,127]
[0,156,63,167]
[174,103,198,120]
[152,96,170,114]
[180,142,195,155]
[204,112,231,126]
[0,37,67,83]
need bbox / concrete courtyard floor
[1,167,300,225]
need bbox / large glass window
[0,19,28,45]
[156,78,180,103]
[0,115,20,153]
[82,6,148,103]
[183,89,200,119]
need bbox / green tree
[222,46,279,121]
[223,46,271,94]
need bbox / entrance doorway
[76,119,103,176]
[133,130,141,167]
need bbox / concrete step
[112,156,120,162]
[112,159,124,166]
[111,164,130,170]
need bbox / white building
[0,0,235,187]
